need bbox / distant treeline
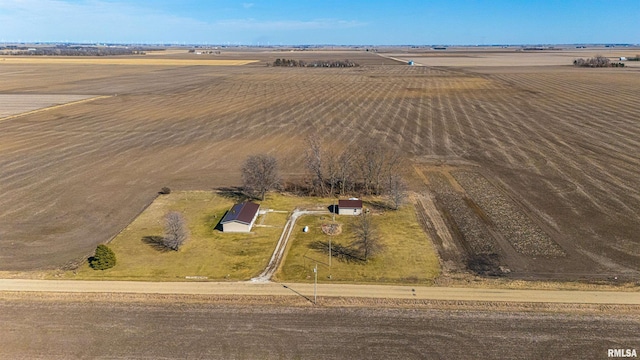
[626,55,640,61]
[521,47,562,51]
[270,58,359,68]
[0,46,153,56]
[188,49,221,55]
[573,56,625,68]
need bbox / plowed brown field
[3,296,638,359]
[0,50,638,280]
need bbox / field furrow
[1,57,639,276]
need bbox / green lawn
[65,191,288,281]
[275,204,441,285]
[63,192,440,284]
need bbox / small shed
[220,202,260,233]
[338,199,363,216]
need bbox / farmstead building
[220,202,260,233]
[338,199,363,216]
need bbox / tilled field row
[452,170,565,257]
[1,60,639,274]
[426,171,498,257]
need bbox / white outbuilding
[338,199,363,216]
[220,201,260,233]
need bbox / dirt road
[1,279,638,305]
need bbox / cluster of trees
[271,58,359,68]
[573,56,625,67]
[239,138,408,210]
[303,137,407,209]
[2,46,150,56]
[188,49,221,55]
[521,47,560,51]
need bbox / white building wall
[222,222,251,233]
[339,207,362,216]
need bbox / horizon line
[2,42,639,48]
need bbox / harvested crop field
[1,295,639,359]
[0,50,639,281]
[0,56,259,66]
[0,94,100,119]
[385,47,640,67]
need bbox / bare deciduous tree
[386,173,408,210]
[163,211,188,251]
[573,55,612,67]
[336,148,355,195]
[305,138,357,196]
[351,212,382,261]
[242,154,281,201]
[305,137,326,196]
[356,140,401,195]
[300,136,404,197]
[325,148,340,196]
[356,140,385,195]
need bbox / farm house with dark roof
[220,202,260,233]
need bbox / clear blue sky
[1,0,638,45]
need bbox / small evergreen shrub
[90,244,116,270]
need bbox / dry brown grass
[2,291,639,314]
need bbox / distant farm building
[620,57,627,61]
[338,199,363,216]
[220,202,260,233]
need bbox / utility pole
[329,236,332,268]
[333,196,336,222]
[313,264,318,305]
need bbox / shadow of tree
[309,240,364,263]
[141,236,170,252]
[216,187,251,202]
[363,199,394,211]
